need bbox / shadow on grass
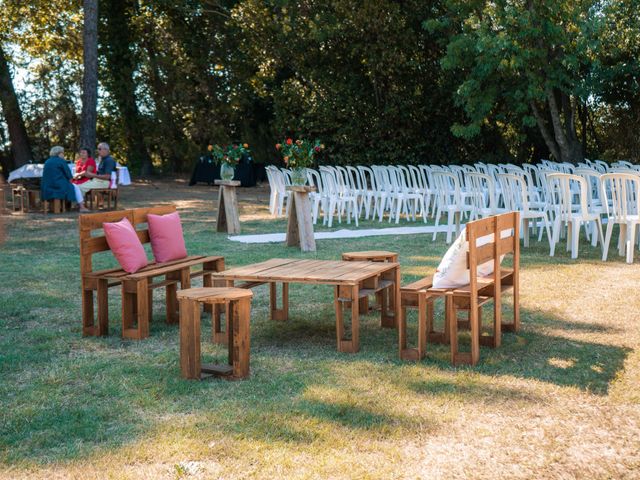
[402,305,629,395]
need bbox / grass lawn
[1,179,639,479]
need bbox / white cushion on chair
[432,228,498,288]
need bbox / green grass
[1,180,639,479]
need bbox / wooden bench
[399,212,520,365]
[79,205,225,339]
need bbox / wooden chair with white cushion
[399,212,520,366]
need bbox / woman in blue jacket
[41,146,89,212]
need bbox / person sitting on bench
[72,147,97,186]
[41,146,89,212]
[76,142,116,197]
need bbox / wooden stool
[43,198,67,214]
[88,188,118,210]
[341,250,398,322]
[26,188,41,211]
[11,186,28,213]
[177,287,253,380]
[215,180,241,234]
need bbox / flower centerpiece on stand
[276,138,324,186]
[208,143,250,181]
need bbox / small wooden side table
[215,180,241,235]
[285,185,317,252]
[177,287,253,380]
[341,250,398,327]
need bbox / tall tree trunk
[530,100,561,161]
[79,0,99,151]
[531,89,584,163]
[0,44,33,169]
[100,0,153,175]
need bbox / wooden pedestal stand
[215,180,241,235]
[285,185,317,252]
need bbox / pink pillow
[103,218,148,273]
[147,212,188,263]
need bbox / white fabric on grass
[228,225,450,244]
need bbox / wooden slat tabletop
[213,259,399,285]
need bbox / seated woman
[41,146,89,212]
[72,147,97,186]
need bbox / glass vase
[290,167,307,186]
[220,163,235,181]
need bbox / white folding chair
[497,173,552,248]
[601,173,640,263]
[547,173,604,258]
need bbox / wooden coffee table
[211,258,400,353]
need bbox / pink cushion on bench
[147,212,188,263]
[103,217,148,273]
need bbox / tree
[434,0,599,163]
[591,0,640,161]
[232,0,479,165]
[79,0,99,151]
[99,0,152,175]
[0,43,33,168]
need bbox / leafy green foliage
[1,0,640,173]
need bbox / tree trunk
[531,89,584,163]
[530,100,561,161]
[79,0,99,151]
[100,0,153,175]
[0,43,33,169]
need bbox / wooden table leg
[381,267,399,328]
[180,298,201,379]
[335,284,360,353]
[232,297,251,378]
[269,282,289,321]
[392,266,401,328]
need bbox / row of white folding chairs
[266,162,639,260]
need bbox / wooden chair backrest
[78,204,177,274]
[466,211,520,302]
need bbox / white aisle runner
[228,225,453,244]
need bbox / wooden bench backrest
[78,204,177,274]
[466,211,520,298]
